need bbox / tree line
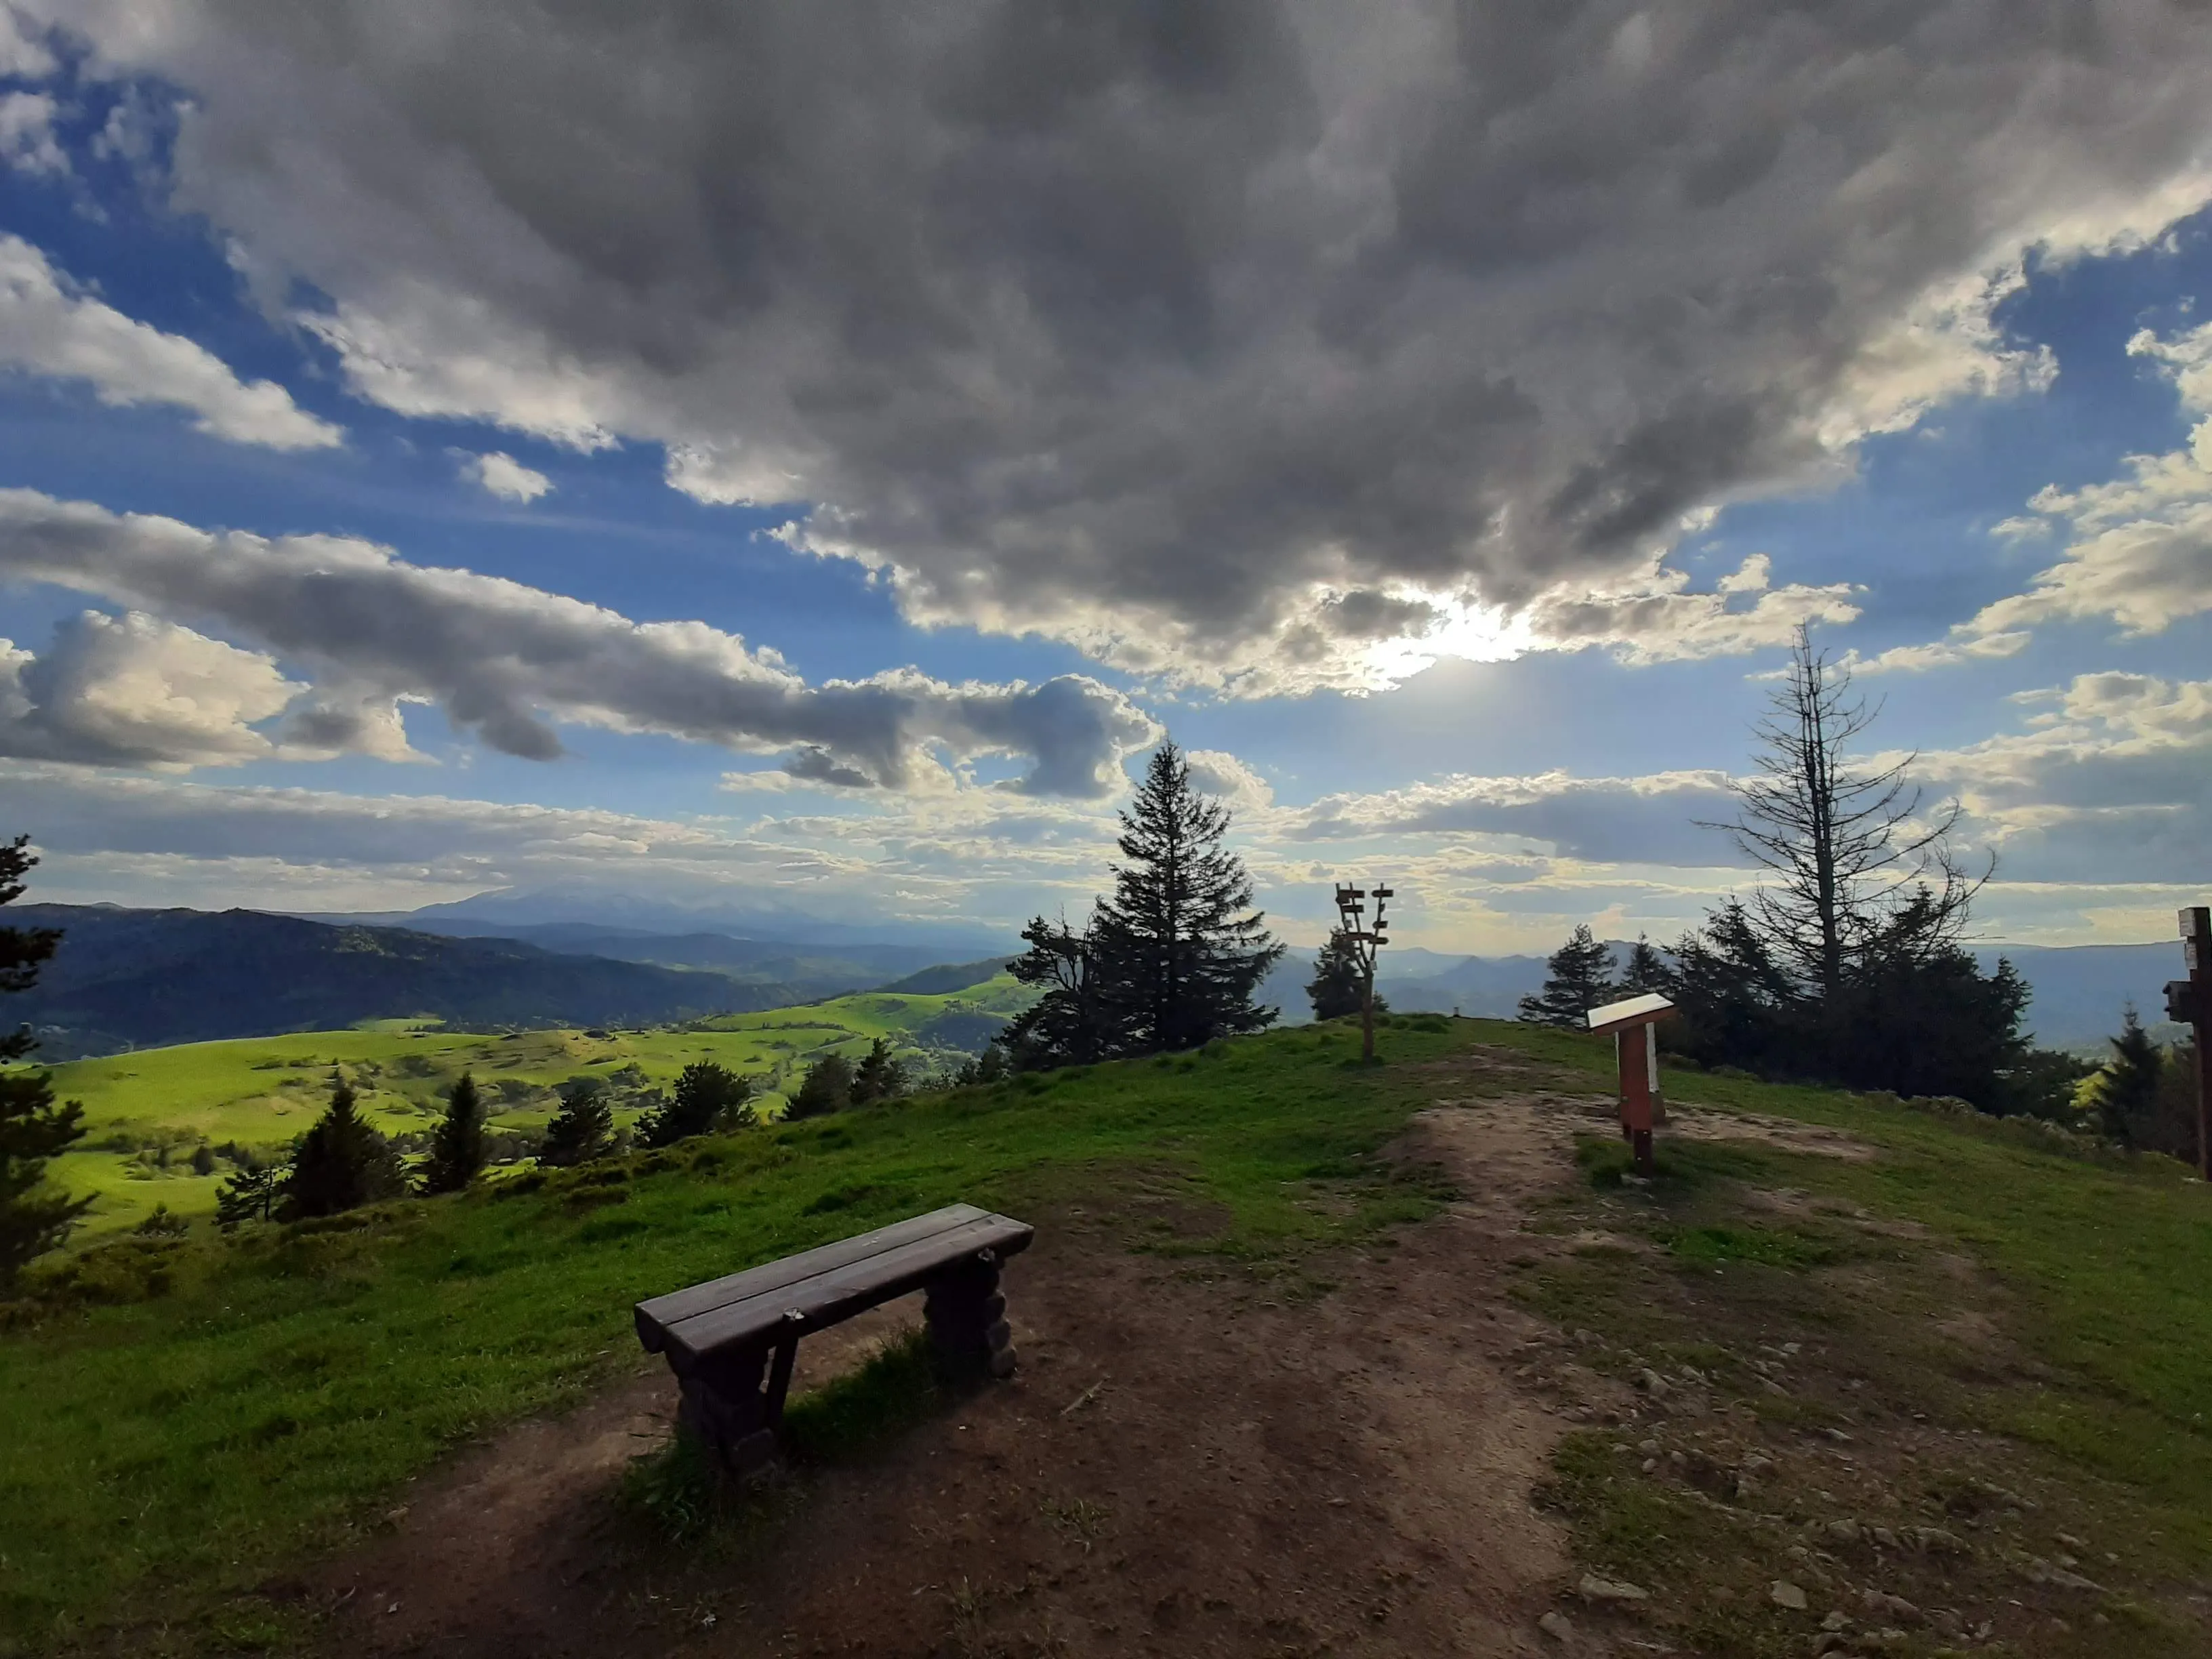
[1513,631,2067,1117]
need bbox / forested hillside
[9,906,758,1056]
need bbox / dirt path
[306,1073,1744,1658]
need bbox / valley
[41,976,1034,1236]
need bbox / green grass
[1520,1035,2212,1655]
[18,1014,2212,1656]
[0,1015,1457,1656]
[30,979,1036,1235]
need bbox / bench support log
[673,1336,796,1479]
[925,1250,1018,1381]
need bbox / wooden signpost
[2168,906,2211,1179]
[1333,882,1392,1062]
[1587,991,1677,1175]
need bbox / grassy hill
[8,1017,2212,1655]
[10,905,773,1057]
[34,976,1036,1236]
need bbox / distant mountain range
[6,889,2181,1063]
[7,905,858,1058]
[304,886,1011,958]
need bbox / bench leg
[925,1255,1017,1382]
[674,1343,785,1480]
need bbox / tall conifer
[0,836,87,1287]
[422,1071,490,1193]
[282,1070,405,1219]
[1517,926,1618,1028]
[1090,742,1283,1053]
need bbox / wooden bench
[634,1203,1034,1477]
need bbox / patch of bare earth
[302,1062,1892,1659]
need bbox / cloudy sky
[1,1,2209,953]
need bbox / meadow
[9,1016,2212,1656]
[35,977,1035,1235]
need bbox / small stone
[1638,1368,1672,1399]
[1771,1580,1809,1612]
[1869,1526,1899,1549]
[1638,1439,1660,1456]
[1538,1610,1576,1643]
[1860,1590,1921,1624]
[1821,1611,1849,1631]
[1641,1458,1659,1474]
[1579,1573,1650,1603]
[1826,1520,1860,1545]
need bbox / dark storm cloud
[0,491,1159,793]
[35,0,2212,682]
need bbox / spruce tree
[787,1052,854,1120]
[1307,930,1385,1022]
[1090,742,1284,1054]
[539,1076,615,1166]
[2091,1006,2166,1147]
[1618,936,1673,997]
[1664,901,1800,1073]
[1000,914,1121,1068]
[422,1071,490,1193]
[1,836,88,1288]
[638,1061,753,1147]
[955,1043,1011,1086]
[851,1038,904,1103]
[281,1070,405,1220]
[216,1154,285,1229]
[1517,926,1618,1028]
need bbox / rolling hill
[33,974,1038,1235]
[7,905,761,1057]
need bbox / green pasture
[13,1015,2212,1656]
[29,978,1034,1235]
[1,1015,1465,1654]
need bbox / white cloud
[1524,554,1860,665]
[0,236,344,450]
[1845,631,2030,675]
[0,6,56,79]
[1182,750,1274,813]
[0,611,303,767]
[0,90,64,175]
[1919,672,2212,886]
[1877,320,2212,666]
[1287,769,1742,868]
[32,0,2212,689]
[0,489,1160,793]
[460,450,552,504]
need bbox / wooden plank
[635,1204,989,1351]
[664,1214,1033,1363]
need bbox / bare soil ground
[301,1060,1646,1659]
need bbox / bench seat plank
[634,1204,991,1351]
[661,1213,1033,1364]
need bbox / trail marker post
[2168,907,2211,1179]
[1587,991,1677,1176]
[1333,882,1393,1063]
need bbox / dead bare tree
[1705,626,1988,1004]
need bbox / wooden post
[1334,882,1391,1063]
[2174,908,2211,1180]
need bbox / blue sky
[2,4,2209,953]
